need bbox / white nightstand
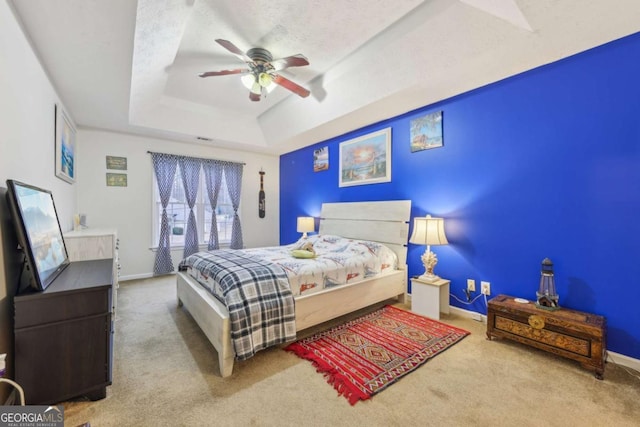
[411,277,450,320]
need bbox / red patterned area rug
[284,305,469,405]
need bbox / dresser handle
[528,314,545,329]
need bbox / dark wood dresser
[487,294,606,379]
[14,259,114,404]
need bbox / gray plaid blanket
[180,250,296,360]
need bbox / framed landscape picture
[55,104,76,183]
[339,128,391,187]
[410,111,443,152]
[313,146,329,172]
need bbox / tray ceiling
[9,0,640,154]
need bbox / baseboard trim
[119,272,156,281]
[449,306,640,373]
[607,350,640,373]
[449,305,486,323]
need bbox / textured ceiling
[9,0,640,155]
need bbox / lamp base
[419,248,440,282]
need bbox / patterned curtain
[224,163,244,249]
[151,153,178,275]
[203,160,223,250]
[179,157,202,259]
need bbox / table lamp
[409,215,448,281]
[297,216,315,238]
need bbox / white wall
[76,129,280,279]
[0,2,77,227]
[0,0,78,397]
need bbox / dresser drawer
[15,287,110,329]
[66,235,114,261]
[494,316,591,357]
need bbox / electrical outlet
[481,281,491,295]
[466,279,475,292]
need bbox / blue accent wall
[280,32,640,359]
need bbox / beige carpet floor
[62,275,640,427]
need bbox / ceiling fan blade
[270,54,309,71]
[199,68,249,78]
[272,74,310,98]
[215,39,252,63]
[249,91,261,102]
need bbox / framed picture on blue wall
[339,128,391,187]
[410,111,443,152]
[314,146,329,172]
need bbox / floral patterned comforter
[186,234,398,298]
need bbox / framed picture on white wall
[55,104,76,184]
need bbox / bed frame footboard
[294,270,406,330]
[177,272,235,377]
[176,268,406,377]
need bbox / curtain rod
[146,150,246,165]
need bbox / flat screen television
[5,179,69,292]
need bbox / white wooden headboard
[318,200,412,267]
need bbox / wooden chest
[487,294,606,379]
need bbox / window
[152,165,235,248]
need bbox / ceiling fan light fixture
[241,74,256,90]
[241,72,276,95]
[260,73,277,93]
[258,72,273,87]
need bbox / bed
[176,200,411,377]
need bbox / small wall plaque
[106,173,127,187]
[106,155,127,170]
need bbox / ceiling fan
[199,39,311,102]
